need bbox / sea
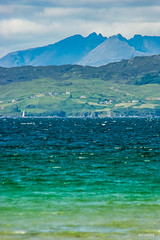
[0,118,160,240]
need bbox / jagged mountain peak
[78,34,145,67]
[0,33,106,67]
[106,34,127,42]
[87,32,98,38]
[1,33,160,67]
[86,32,105,39]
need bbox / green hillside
[0,55,160,117]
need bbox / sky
[0,0,160,57]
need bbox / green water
[0,118,160,239]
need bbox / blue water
[0,118,160,240]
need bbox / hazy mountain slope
[78,34,147,66]
[1,33,160,68]
[0,33,106,67]
[128,35,160,54]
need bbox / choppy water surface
[0,118,160,240]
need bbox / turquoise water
[0,118,160,240]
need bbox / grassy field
[1,55,160,117]
[0,76,160,117]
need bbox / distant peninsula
[0,54,160,118]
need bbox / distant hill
[0,54,160,118]
[0,54,160,85]
[0,33,106,67]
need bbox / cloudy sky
[0,0,160,57]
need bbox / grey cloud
[1,0,160,7]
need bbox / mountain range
[1,33,160,67]
[0,33,106,67]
